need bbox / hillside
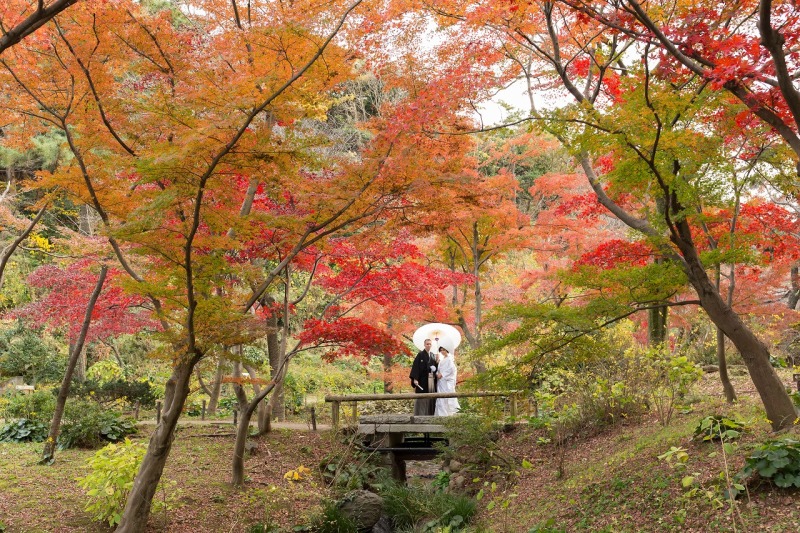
[474,371,800,532]
[1,370,798,532]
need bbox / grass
[1,371,799,532]
[0,426,345,532]
[472,371,800,532]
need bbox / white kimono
[434,355,459,416]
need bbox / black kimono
[409,349,438,415]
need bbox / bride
[434,344,459,416]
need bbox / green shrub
[306,500,358,533]
[381,480,476,531]
[790,391,800,409]
[77,439,164,526]
[441,493,477,529]
[432,470,451,492]
[439,413,502,467]
[2,389,55,423]
[71,378,156,408]
[738,438,800,489]
[217,396,238,413]
[0,325,65,384]
[85,359,124,383]
[0,418,48,442]
[693,415,747,442]
[644,352,702,426]
[320,447,385,490]
[58,400,136,449]
[550,346,701,430]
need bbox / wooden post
[388,432,406,482]
[233,408,238,426]
[510,395,517,419]
[201,399,206,420]
[310,406,317,431]
[133,401,140,421]
[156,401,162,424]
[331,401,340,431]
[351,401,358,426]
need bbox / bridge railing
[324,390,522,430]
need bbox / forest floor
[471,368,800,533]
[0,368,799,532]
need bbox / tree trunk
[78,203,94,235]
[115,355,200,532]
[257,401,269,433]
[231,374,280,486]
[673,220,795,430]
[647,306,668,345]
[383,352,393,393]
[472,222,483,349]
[265,304,284,423]
[789,264,800,309]
[206,356,226,416]
[714,266,737,403]
[266,358,286,422]
[716,327,738,403]
[41,266,107,464]
[242,363,269,435]
[69,342,87,383]
[231,401,258,486]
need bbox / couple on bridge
[409,336,459,417]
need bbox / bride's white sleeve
[441,357,456,380]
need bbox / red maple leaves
[10,259,158,342]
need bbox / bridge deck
[358,414,449,435]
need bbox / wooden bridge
[325,391,520,480]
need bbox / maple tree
[228,233,462,485]
[0,0,78,55]
[39,265,106,464]
[7,253,158,462]
[0,0,501,525]
[0,0,375,527]
[13,259,157,344]
[430,131,544,358]
[410,0,799,429]
[558,0,800,172]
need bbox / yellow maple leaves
[283,464,311,482]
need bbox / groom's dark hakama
[409,349,438,415]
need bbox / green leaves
[77,438,176,526]
[0,418,49,443]
[693,415,747,443]
[738,438,800,490]
[77,439,147,526]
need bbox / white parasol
[412,323,462,354]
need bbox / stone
[449,460,463,473]
[448,474,466,490]
[360,414,413,424]
[701,364,719,373]
[411,415,447,423]
[244,441,258,455]
[359,423,446,434]
[371,514,392,533]
[378,423,446,433]
[339,490,383,531]
[0,376,25,395]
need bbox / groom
[409,338,438,415]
